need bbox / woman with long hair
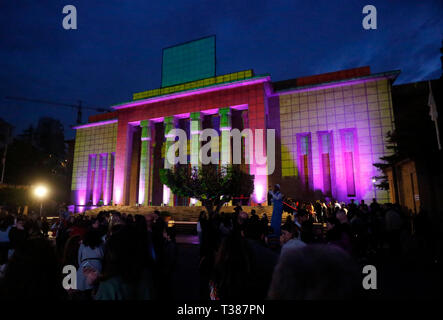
[94,225,155,300]
[209,233,255,300]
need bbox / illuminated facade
[71,38,399,211]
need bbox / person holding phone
[76,228,104,294]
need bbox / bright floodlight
[34,185,49,199]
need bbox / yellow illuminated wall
[133,70,254,100]
[71,123,118,196]
[279,78,394,202]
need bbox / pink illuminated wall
[111,79,269,206]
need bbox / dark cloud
[0,0,442,139]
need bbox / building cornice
[111,76,271,110]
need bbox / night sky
[1,0,442,139]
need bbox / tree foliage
[373,130,400,190]
[1,117,70,202]
[0,186,29,207]
[160,165,254,216]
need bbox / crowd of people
[0,208,177,300]
[196,195,417,300]
[0,193,432,300]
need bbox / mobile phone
[82,261,95,270]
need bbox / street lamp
[34,185,49,217]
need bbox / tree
[0,186,29,207]
[373,130,400,200]
[3,117,70,203]
[35,117,66,158]
[160,165,254,216]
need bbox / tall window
[341,130,356,197]
[320,133,333,196]
[108,153,115,204]
[98,154,108,202]
[87,154,97,203]
[297,134,312,190]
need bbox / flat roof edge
[273,70,401,96]
[72,119,118,130]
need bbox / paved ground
[369,257,441,299]
[171,241,201,300]
[170,235,441,300]
[175,234,199,245]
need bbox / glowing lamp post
[34,185,49,217]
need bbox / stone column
[219,107,232,166]
[138,120,151,206]
[163,116,176,206]
[241,111,251,165]
[190,112,202,206]
[105,152,114,205]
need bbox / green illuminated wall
[161,36,215,88]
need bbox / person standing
[196,211,207,246]
[269,184,284,237]
[280,223,306,256]
[76,228,104,295]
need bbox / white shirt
[281,238,307,256]
[269,190,283,202]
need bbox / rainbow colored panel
[132,70,254,101]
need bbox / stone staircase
[84,205,292,223]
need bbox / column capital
[190,112,202,134]
[164,115,175,123]
[140,120,151,140]
[218,107,231,116]
[220,107,232,165]
[190,111,201,121]
[164,116,177,137]
[140,119,151,128]
[219,107,231,129]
